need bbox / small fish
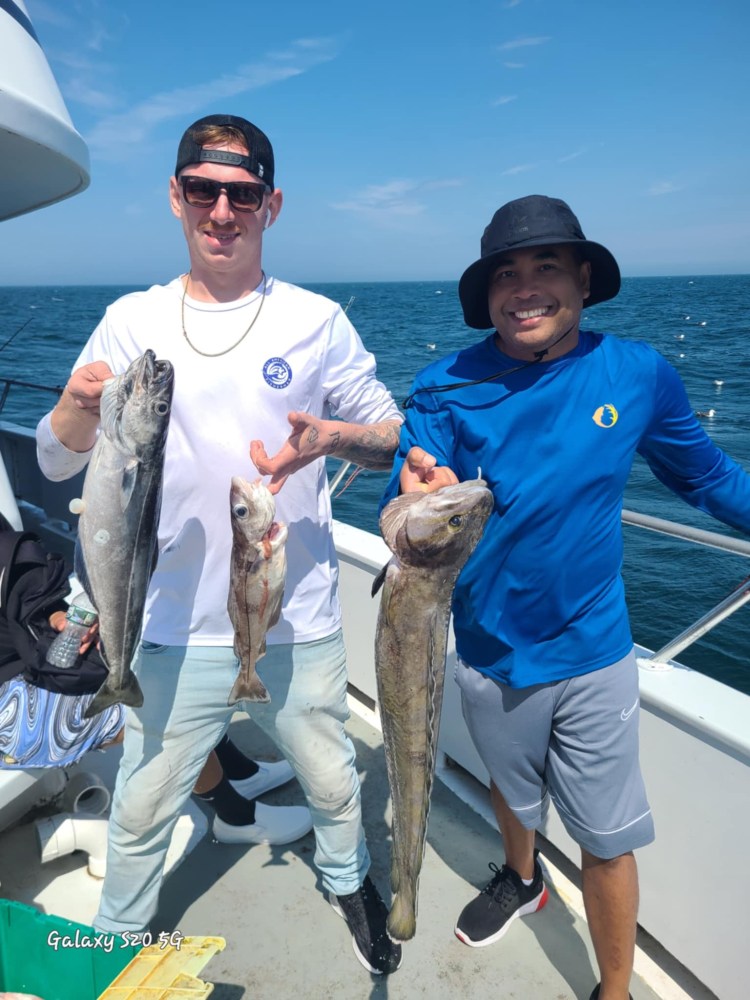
[227,477,287,705]
[373,479,493,941]
[76,350,174,718]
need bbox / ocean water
[1,275,749,695]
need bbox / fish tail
[228,670,271,706]
[84,671,144,719]
[386,891,417,942]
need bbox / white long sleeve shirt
[36,275,401,646]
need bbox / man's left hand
[250,411,334,495]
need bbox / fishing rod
[0,377,64,415]
[0,316,33,354]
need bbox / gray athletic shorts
[456,650,655,859]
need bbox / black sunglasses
[180,175,270,213]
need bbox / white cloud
[504,61,525,69]
[26,1,71,28]
[492,95,518,106]
[64,78,119,111]
[332,178,463,217]
[558,148,587,163]
[501,164,536,176]
[648,181,683,196]
[86,38,339,158]
[86,21,114,52]
[497,36,551,51]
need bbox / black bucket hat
[175,114,275,188]
[458,195,621,329]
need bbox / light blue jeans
[94,629,370,935]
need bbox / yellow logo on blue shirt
[592,404,619,428]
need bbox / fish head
[379,479,493,571]
[230,476,276,546]
[101,350,174,460]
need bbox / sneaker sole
[328,893,402,975]
[454,884,549,948]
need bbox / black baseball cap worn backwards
[175,114,275,189]
[458,194,621,330]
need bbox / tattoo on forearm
[329,421,401,469]
[326,431,341,454]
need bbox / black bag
[0,514,108,695]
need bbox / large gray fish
[75,350,174,719]
[373,479,493,941]
[227,476,288,705]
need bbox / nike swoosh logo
[620,699,639,721]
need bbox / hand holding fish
[400,446,459,494]
[66,361,115,413]
[51,361,115,454]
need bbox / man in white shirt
[36,114,403,976]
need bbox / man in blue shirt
[382,195,750,1000]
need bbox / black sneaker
[589,986,633,1000]
[455,855,548,947]
[329,875,403,975]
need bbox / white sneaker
[212,802,313,845]
[228,759,295,800]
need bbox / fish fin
[98,374,123,440]
[120,459,139,509]
[379,492,424,551]
[73,537,96,608]
[228,671,271,706]
[371,561,390,597]
[386,891,417,942]
[84,671,144,719]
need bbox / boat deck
[0,697,711,1000]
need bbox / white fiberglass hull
[0,0,89,221]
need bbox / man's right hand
[400,446,459,494]
[50,361,114,452]
[64,361,114,415]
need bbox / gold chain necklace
[180,271,267,357]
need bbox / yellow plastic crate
[97,936,226,1000]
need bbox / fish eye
[232,504,249,518]
[448,515,463,528]
[153,401,169,415]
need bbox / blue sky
[3,0,749,285]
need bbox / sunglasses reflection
[180,175,269,213]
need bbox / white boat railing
[620,509,750,670]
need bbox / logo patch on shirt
[592,403,619,428]
[262,357,292,389]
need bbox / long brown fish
[373,479,493,941]
[76,350,174,719]
[227,476,287,705]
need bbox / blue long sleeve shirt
[381,331,750,688]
